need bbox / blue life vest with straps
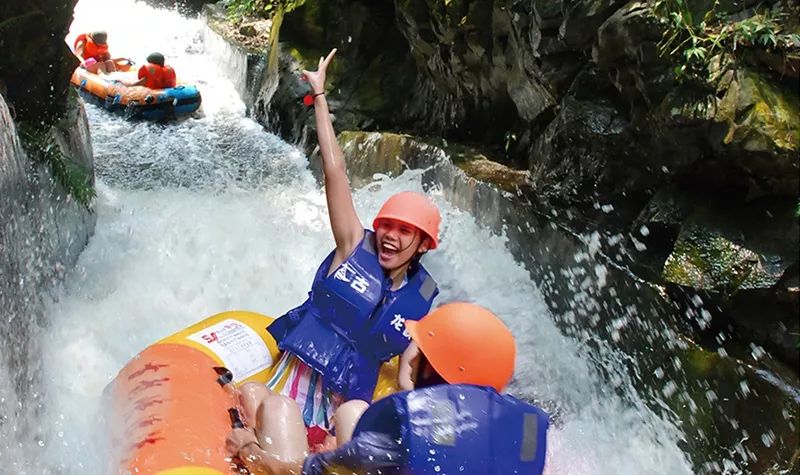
[353,384,550,475]
[268,230,438,401]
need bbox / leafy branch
[652,0,800,81]
[224,0,306,21]
[0,10,44,35]
[18,123,95,209]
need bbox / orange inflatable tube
[70,59,201,120]
[105,310,401,474]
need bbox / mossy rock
[717,69,800,154]
[0,2,79,123]
[333,131,440,186]
[203,4,272,52]
[456,159,529,193]
[662,225,785,292]
[332,131,527,194]
[649,343,799,473]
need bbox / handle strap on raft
[213,366,234,386]
[228,408,245,429]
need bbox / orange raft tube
[70,60,201,121]
[105,310,402,474]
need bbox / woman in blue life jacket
[227,303,551,475]
[238,48,442,451]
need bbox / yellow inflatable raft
[105,310,401,474]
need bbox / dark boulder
[0,0,80,124]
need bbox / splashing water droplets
[0,1,788,474]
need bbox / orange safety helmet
[405,302,516,392]
[372,191,441,249]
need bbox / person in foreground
[237,47,443,450]
[73,31,116,74]
[124,52,177,89]
[227,302,551,475]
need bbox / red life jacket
[161,65,177,88]
[74,34,110,61]
[138,63,177,89]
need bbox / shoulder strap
[403,263,438,303]
[490,392,549,475]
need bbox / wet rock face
[277,0,418,141]
[0,92,95,409]
[633,186,800,364]
[0,0,96,355]
[202,3,272,108]
[561,2,799,201]
[394,0,552,140]
[0,0,97,454]
[713,69,800,195]
[0,0,80,123]
[530,95,651,198]
[0,92,96,312]
[274,0,798,201]
[520,1,799,367]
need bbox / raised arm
[302,49,364,263]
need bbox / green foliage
[652,0,800,81]
[0,10,43,35]
[224,0,306,21]
[18,123,95,210]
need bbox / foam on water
[33,0,694,473]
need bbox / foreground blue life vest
[268,231,438,401]
[354,384,549,475]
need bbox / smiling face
[375,218,430,271]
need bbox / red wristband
[303,91,324,106]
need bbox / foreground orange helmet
[372,191,441,249]
[405,302,516,392]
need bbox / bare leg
[239,381,272,428]
[334,399,369,446]
[103,59,117,72]
[255,393,309,461]
[234,387,308,474]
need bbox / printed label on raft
[188,319,273,382]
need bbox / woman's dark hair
[416,353,447,388]
[146,52,165,66]
[91,31,107,45]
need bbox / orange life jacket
[74,33,110,61]
[161,65,177,88]
[138,63,177,89]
